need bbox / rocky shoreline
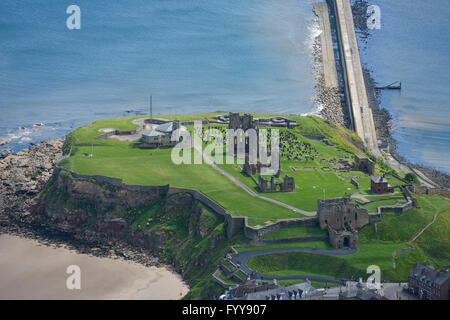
[312,0,449,189]
[352,0,450,189]
[0,140,170,272]
[311,22,350,128]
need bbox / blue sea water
[1,1,449,175]
[0,0,317,151]
[355,0,450,174]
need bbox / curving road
[231,246,358,285]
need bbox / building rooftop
[142,130,164,137]
[410,264,450,285]
[155,122,175,133]
[244,282,318,300]
[371,175,389,184]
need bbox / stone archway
[343,237,350,247]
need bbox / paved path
[351,193,369,202]
[315,2,339,88]
[410,213,438,242]
[192,139,316,217]
[382,283,417,300]
[385,151,437,188]
[231,246,358,285]
[410,167,439,189]
[334,0,380,157]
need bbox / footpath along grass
[245,195,450,281]
[63,113,383,224]
[65,144,300,226]
[277,279,340,288]
[236,241,333,252]
[360,199,406,213]
[262,226,327,240]
[246,241,411,281]
[247,250,367,280]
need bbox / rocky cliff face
[0,140,240,299]
[31,168,224,244]
[0,139,63,221]
[30,168,232,299]
[32,169,165,236]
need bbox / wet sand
[0,234,189,300]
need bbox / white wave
[304,17,322,51]
[19,137,32,143]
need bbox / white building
[141,120,186,148]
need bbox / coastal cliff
[0,139,63,222]
[0,141,243,299]
[33,169,243,299]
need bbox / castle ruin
[258,175,295,193]
[353,154,375,175]
[317,196,370,248]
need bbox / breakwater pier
[314,2,339,89]
[320,0,381,157]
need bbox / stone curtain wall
[168,187,319,240]
[244,217,318,240]
[410,185,450,198]
[56,167,320,240]
[375,186,417,214]
[56,167,170,194]
[98,130,138,140]
[168,187,246,239]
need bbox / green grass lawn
[360,194,450,270]
[236,241,333,252]
[360,199,406,213]
[63,112,374,225]
[218,271,238,285]
[235,270,248,281]
[277,279,340,288]
[385,175,406,187]
[364,194,403,201]
[245,194,450,282]
[263,226,327,240]
[217,152,364,212]
[223,260,236,272]
[246,241,413,281]
[247,251,367,280]
[65,143,301,226]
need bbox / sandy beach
[0,234,189,300]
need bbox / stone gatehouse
[353,154,375,175]
[317,196,370,248]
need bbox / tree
[405,173,420,185]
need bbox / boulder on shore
[0,139,63,220]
